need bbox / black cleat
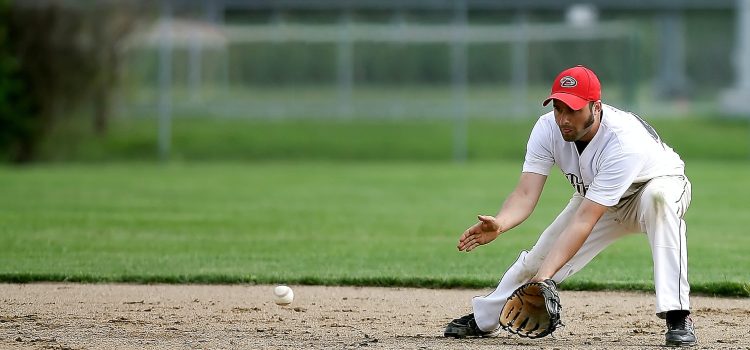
[665,311,697,347]
[444,313,500,338]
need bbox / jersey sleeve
[522,118,555,176]
[585,151,646,206]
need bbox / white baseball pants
[473,175,692,332]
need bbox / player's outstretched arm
[531,198,608,281]
[458,172,546,252]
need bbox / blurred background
[2,0,750,295]
[2,0,750,163]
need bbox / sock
[666,310,690,323]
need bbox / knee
[507,250,540,284]
[641,186,672,218]
[648,187,668,208]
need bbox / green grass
[1,160,748,297]
[38,116,750,162]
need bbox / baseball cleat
[443,313,501,338]
[665,311,697,347]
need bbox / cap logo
[560,76,577,88]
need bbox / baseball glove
[498,279,562,338]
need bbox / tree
[1,0,139,163]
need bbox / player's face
[553,100,598,142]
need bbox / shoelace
[458,314,474,323]
[668,317,693,331]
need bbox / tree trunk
[93,87,109,135]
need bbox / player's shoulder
[600,104,635,125]
[599,104,643,135]
[598,104,655,152]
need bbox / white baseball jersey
[522,104,685,207]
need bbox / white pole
[188,37,202,102]
[656,10,686,98]
[719,0,750,117]
[740,0,750,158]
[451,0,468,162]
[511,11,528,117]
[158,0,173,161]
[738,0,750,91]
[337,9,353,118]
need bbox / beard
[561,112,596,142]
[583,111,595,130]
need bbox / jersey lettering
[630,112,663,145]
[565,173,587,195]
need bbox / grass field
[1,160,748,296]
[38,116,750,162]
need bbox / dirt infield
[1,284,749,350]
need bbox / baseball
[273,285,294,305]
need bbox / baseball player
[443,65,696,347]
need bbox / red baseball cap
[542,65,601,110]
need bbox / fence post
[158,0,173,162]
[337,9,353,118]
[511,11,529,117]
[451,0,468,162]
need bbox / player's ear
[593,100,602,116]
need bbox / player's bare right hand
[457,215,502,252]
